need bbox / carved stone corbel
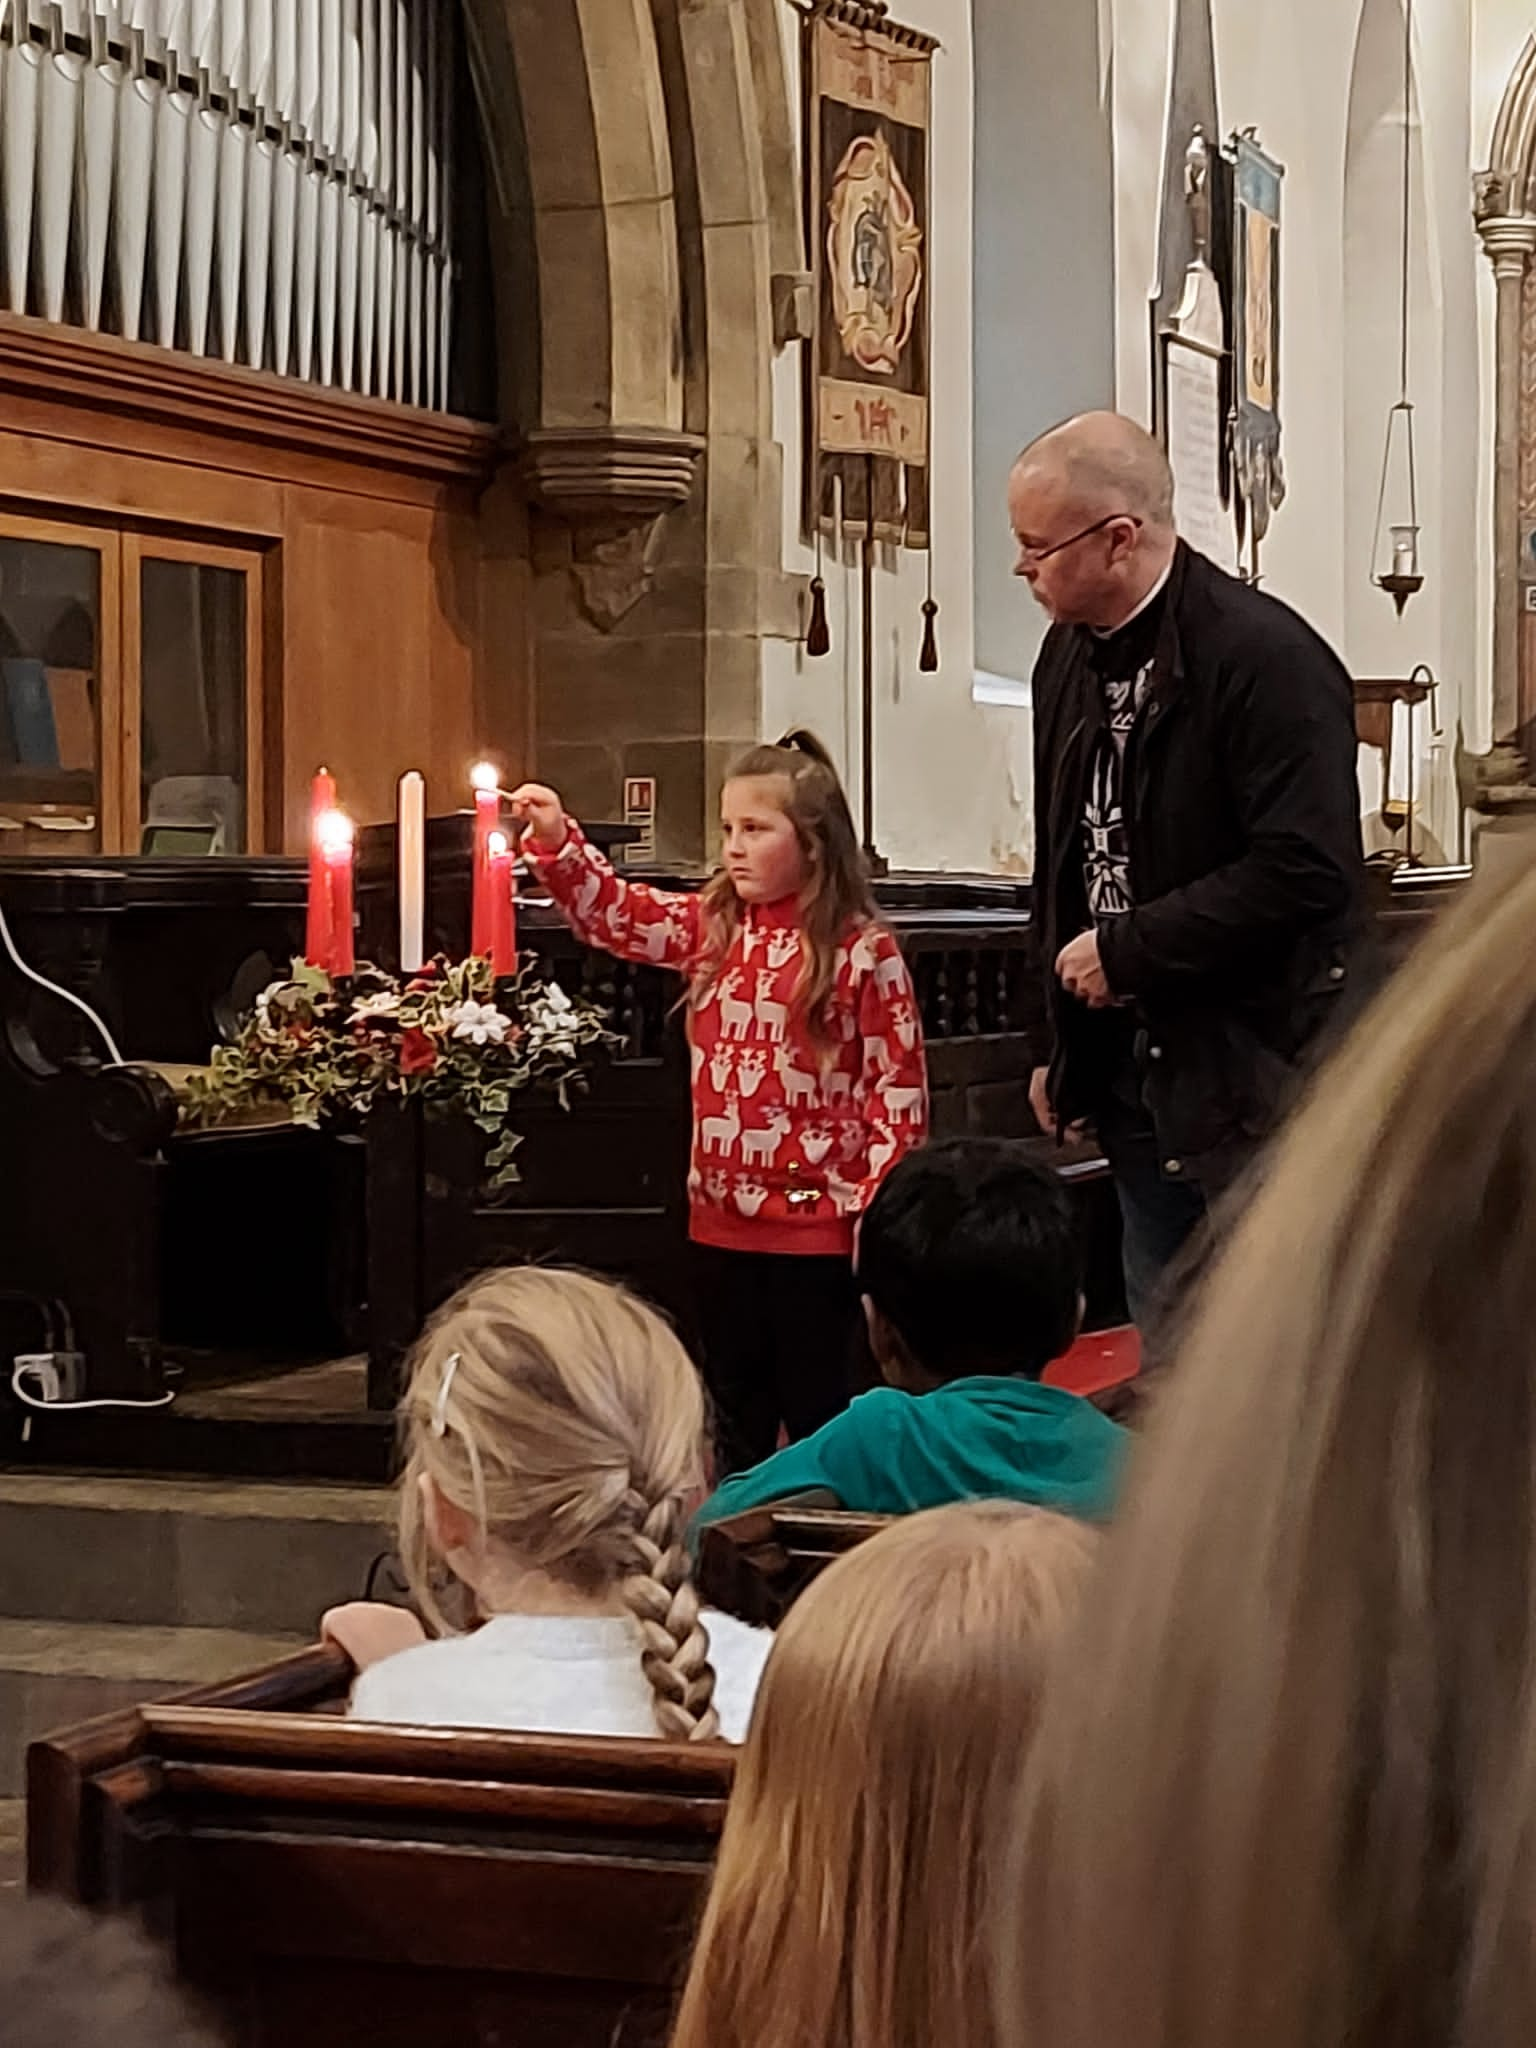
[520,426,705,630]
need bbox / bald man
[1011,412,1364,1336]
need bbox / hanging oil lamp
[1371,0,1424,617]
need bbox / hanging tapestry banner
[808,1,937,545]
[1231,133,1287,549]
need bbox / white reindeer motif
[801,1123,835,1166]
[736,1047,769,1098]
[753,971,788,1043]
[889,1001,919,1052]
[605,902,628,943]
[642,917,681,964]
[881,1084,925,1126]
[774,1045,820,1107]
[874,949,908,998]
[865,1033,898,1076]
[766,927,801,971]
[718,972,755,1041]
[823,1067,855,1107]
[690,1044,706,1087]
[573,865,605,921]
[733,1177,769,1218]
[709,1043,735,1092]
[867,1132,899,1179]
[701,1094,743,1156]
[702,1167,730,1205]
[739,1104,793,1168]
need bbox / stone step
[0,1472,392,1635]
[0,1617,305,1797]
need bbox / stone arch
[456,0,808,862]
[460,0,703,523]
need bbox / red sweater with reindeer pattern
[532,824,928,1256]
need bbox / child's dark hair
[0,1895,222,2048]
[855,1138,1082,1380]
[693,730,876,1052]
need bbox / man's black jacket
[1031,542,1367,1171]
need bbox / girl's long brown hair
[692,730,876,1051]
[1003,843,1536,2048]
[671,1502,1100,2048]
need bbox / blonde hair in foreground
[670,1501,1100,2048]
[398,1266,720,1740]
[1005,847,1536,2048]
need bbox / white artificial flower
[352,990,402,1021]
[449,1000,510,1047]
[543,983,573,1013]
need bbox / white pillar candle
[398,770,426,974]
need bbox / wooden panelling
[0,328,527,852]
[0,316,498,498]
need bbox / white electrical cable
[0,898,125,1066]
[11,1362,176,1412]
[1,902,175,1413]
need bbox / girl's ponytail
[776,728,837,771]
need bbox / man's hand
[1056,929,1116,1008]
[1029,1065,1059,1138]
[1030,1064,1086,1142]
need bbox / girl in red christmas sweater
[512,732,927,1475]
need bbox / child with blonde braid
[327,1267,771,1742]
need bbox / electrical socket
[13,1351,87,1403]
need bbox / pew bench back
[29,1648,734,2048]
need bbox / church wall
[1107,0,1487,865]
[760,0,1039,876]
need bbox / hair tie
[431,1352,461,1437]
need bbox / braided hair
[398,1266,721,1742]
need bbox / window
[0,516,266,856]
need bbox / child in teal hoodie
[693,1138,1128,1530]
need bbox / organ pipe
[0,0,456,410]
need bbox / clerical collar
[1089,551,1176,641]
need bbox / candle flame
[316,808,354,853]
[471,761,499,792]
[488,830,509,857]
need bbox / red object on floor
[1045,1324,1141,1397]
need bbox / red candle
[305,768,337,968]
[508,833,519,969]
[470,762,500,959]
[488,831,516,979]
[319,809,356,980]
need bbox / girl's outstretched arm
[512,783,700,970]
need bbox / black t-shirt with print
[1080,589,1170,924]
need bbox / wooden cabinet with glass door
[0,515,267,857]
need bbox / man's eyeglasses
[1015,511,1143,564]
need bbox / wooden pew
[698,1502,891,1626]
[29,1648,735,2048]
